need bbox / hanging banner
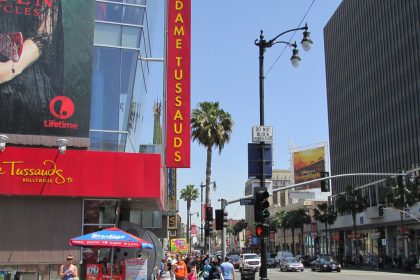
[166,0,191,167]
[0,0,94,145]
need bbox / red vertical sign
[166,0,191,167]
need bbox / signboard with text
[293,146,325,190]
[166,0,191,167]
[252,126,273,143]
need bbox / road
[233,268,420,280]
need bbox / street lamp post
[201,181,216,254]
[254,24,312,280]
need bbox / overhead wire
[266,0,316,76]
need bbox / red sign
[191,225,197,236]
[166,0,191,168]
[0,147,163,208]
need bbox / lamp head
[290,44,301,68]
[301,31,313,52]
[212,182,217,191]
[0,135,9,152]
[57,138,69,154]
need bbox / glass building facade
[90,0,160,152]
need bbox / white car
[239,253,261,271]
[280,257,304,272]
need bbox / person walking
[174,255,188,280]
[219,257,234,280]
[202,259,212,280]
[209,258,222,280]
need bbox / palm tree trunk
[283,228,286,250]
[291,228,295,255]
[300,227,304,256]
[352,213,359,267]
[187,206,190,251]
[204,145,212,254]
[324,222,328,255]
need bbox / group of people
[157,254,235,280]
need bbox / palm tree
[313,203,337,255]
[385,176,419,268]
[191,101,234,206]
[294,208,311,256]
[180,184,199,248]
[191,101,233,252]
[272,210,287,250]
[284,211,298,254]
[336,185,369,266]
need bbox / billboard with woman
[0,0,94,142]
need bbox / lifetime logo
[44,96,78,129]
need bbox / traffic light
[378,205,384,216]
[223,210,229,228]
[215,209,223,230]
[254,187,270,223]
[255,223,269,237]
[320,171,330,192]
[205,206,214,236]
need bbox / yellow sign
[168,214,177,230]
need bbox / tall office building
[325,0,420,193]
[0,1,169,278]
[324,0,420,260]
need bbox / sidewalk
[343,264,420,274]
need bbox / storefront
[0,147,163,279]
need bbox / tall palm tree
[180,184,199,248]
[284,211,298,254]
[385,176,419,268]
[294,208,311,256]
[336,185,368,266]
[272,210,287,249]
[191,101,233,252]
[313,203,337,254]
[191,101,234,206]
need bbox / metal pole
[221,199,227,260]
[201,183,204,254]
[257,31,268,280]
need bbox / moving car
[274,251,293,266]
[267,256,276,268]
[311,255,341,272]
[229,255,240,269]
[239,253,261,271]
[279,256,304,272]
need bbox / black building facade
[324,0,420,193]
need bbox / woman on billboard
[0,0,64,134]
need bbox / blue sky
[143,1,342,229]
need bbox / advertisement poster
[125,258,147,280]
[86,264,103,280]
[170,238,188,253]
[0,0,94,141]
[293,146,325,190]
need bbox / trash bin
[241,269,256,280]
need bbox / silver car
[280,257,304,272]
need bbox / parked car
[239,253,261,271]
[229,255,240,269]
[311,255,341,272]
[279,257,304,272]
[267,256,276,268]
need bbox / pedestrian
[174,255,188,280]
[209,258,222,280]
[59,255,78,280]
[219,257,234,280]
[202,259,212,280]
[158,258,173,280]
[187,266,197,280]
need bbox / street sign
[252,126,273,143]
[240,198,255,205]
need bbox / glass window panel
[122,26,142,48]
[96,2,123,23]
[83,200,118,225]
[123,6,145,25]
[94,22,122,47]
